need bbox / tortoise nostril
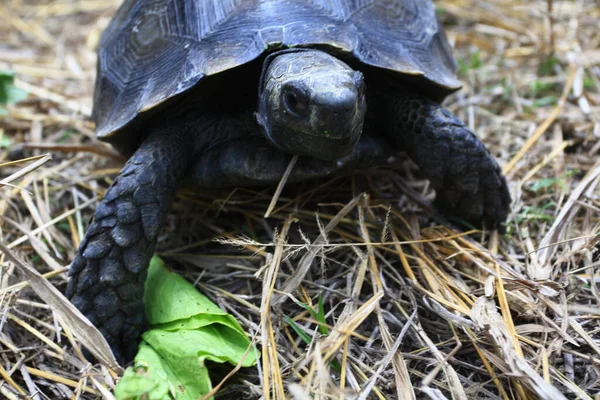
[339,91,358,111]
[321,90,357,117]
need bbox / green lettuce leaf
[115,256,258,400]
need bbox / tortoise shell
[94,0,460,141]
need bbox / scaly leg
[379,91,510,228]
[66,127,195,364]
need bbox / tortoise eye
[283,87,309,117]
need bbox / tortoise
[67,0,511,364]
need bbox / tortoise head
[256,49,366,161]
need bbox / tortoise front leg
[66,127,195,364]
[377,90,510,229]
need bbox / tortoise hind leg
[66,126,195,364]
[377,90,510,229]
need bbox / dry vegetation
[1,0,600,399]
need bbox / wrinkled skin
[67,50,510,364]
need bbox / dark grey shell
[94,0,461,140]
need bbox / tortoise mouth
[264,125,362,161]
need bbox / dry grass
[1,0,600,399]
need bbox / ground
[1,1,599,399]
